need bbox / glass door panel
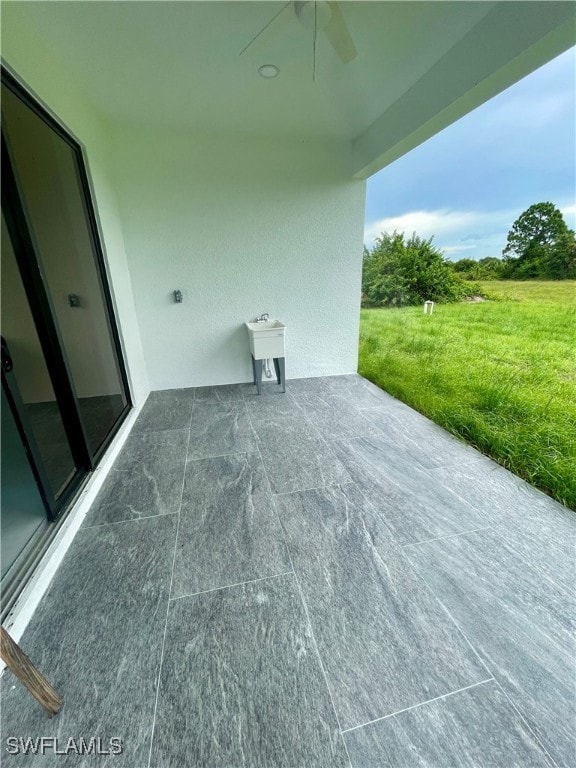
[1,212,78,500]
[1,387,48,579]
[2,82,128,457]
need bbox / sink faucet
[255,313,270,323]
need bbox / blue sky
[364,47,576,262]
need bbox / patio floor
[2,375,574,767]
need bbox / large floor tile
[297,393,383,440]
[243,390,304,423]
[405,529,576,768]
[429,458,527,517]
[131,388,195,432]
[430,461,576,592]
[344,680,554,768]
[240,381,287,398]
[172,452,291,598]
[0,516,178,767]
[194,383,244,403]
[325,374,401,408]
[256,417,351,494]
[361,406,481,469]
[431,455,572,529]
[275,484,487,730]
[288,375,394,408]
[151,575,349,767]
[490,514,575,595]
[331,437,488,545]
[285,376,335,395]
[188,401,258,459]
[83,429,189,526]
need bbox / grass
[358,280,576,509]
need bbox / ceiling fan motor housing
[294,1,333,30]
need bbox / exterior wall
[112,127,366,389]
[3,9,367,395]
[1,25,150,407]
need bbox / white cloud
[364,207,516,260]
[364,209,482,244]
[442,244,478,256]
[561,203,576,228]
[364,200,576,261]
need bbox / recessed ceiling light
[258,64,280,78]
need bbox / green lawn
[358,281,576,509]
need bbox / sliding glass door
[1,211,79,502]
[1,386,48,581]
[2,74,130,460]
[1,69,131,591]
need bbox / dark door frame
[1,66,132,523]
[1,66,133,465]
[2,136,93,518]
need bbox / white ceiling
[3,1,574,174]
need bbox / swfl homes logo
[5,736,123,756]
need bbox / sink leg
[254,358,263,395]
[251,355,257,385]
[278,357,286,393]
[273,357,281,385]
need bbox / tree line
[452,202,575,281]
[362,202,575,308]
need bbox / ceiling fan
[240,1,357,79]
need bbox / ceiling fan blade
[239,1,293,56]
[324,2,357,63]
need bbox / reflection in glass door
[1,212,78,500]
[1,387,48,580]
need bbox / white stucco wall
[3,5,367,394]
[1,19,150,407]
[111,127,366,389]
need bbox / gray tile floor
[2,375,574,767]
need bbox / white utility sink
[245,320,286,360]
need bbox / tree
[362,231,476,307]
[451,258,477,274]
[502,202,576,279]
[450,257,504,281]
[478,257,505,279]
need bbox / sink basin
[245,320,286,360]
[245,320,285,333]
